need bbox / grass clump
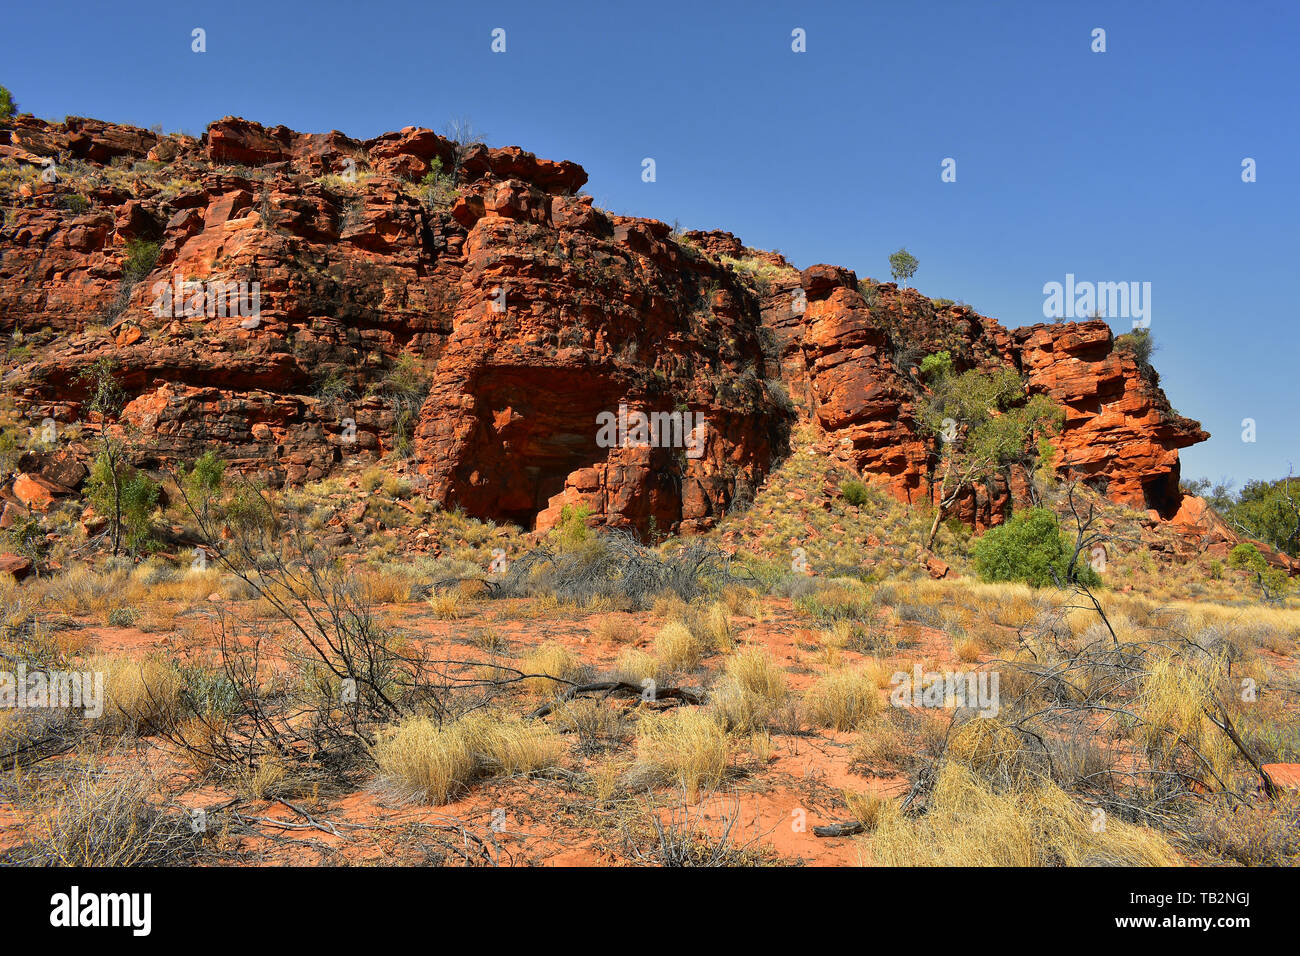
[944,716,1040,786]
[5,753,196,866]
[698,602,734,651]
[795,580,875,623]
[633,707,731,800]
[869,763,1179,866]
[654,621,706,671]
[521,642,583,695]
[612,649,664,685]
[593,614,639,645]
[371,712,563,805]
[803,667,881,730]
[709,648,790,733]
[427,590,462,620]
[90,654,183,733]
[840,480,871,507]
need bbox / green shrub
[0,85,16,122]
[1216,478,1300,558]
[4,514,48,566]
[376,354,430,457]
[180,451,226,520]
[1226,542,1292,601]
[87,454,161,557]
[119,473,160,554]
[108,606,139,627]
[840,480,870,507]
[556,504,593,551]
[1114,329,1155,371]
[1228,542,1264,571]
[971,508,1101,589]
[223,481,277,535]
[121,239,160,285]
[919,351,953,383]
[0,426,19,473]
[421,157,445,185]
[419,157,458,206]
[184,451,226,497]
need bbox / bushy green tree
[888,248,919,287]
[184,451,226,496]
[972,507,1101,588]
[181,451,226,523]
[1228,542,1263,571]
[918,350,953,383]
[87,453,159,558]
[1181,476,1237,513]
[1227,542,1292,602]
[0,85,16,122]
[1227,477,1299,558]
[118,470,160,555]
[919,358,1064,549]
[1186,473,1300,559]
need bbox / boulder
[1262,764,1300,792]
[0,553,33,581]
[12,473,72,512]
[17,449,88,489]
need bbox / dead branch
[528,681,704,719]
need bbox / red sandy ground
[8,592,1291,866]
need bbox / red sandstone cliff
[0,113,1208,538]
[759,264,1207,529]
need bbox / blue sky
[3,0,1296,487]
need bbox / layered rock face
[0,113,1206,537]
[760,264,1207,527]
[1011,323,1207,517]
[1,115,784,535]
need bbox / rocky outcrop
[761,264,1207,529]
[1167,494,1300,574]
[0,113,1208,539]
[1011,322,1206,517]
[1,115,784,537]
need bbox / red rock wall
[763,264,1207,528]
[1010,322,1206,517]
[1,116,786,536]
[0,114,1207,537]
